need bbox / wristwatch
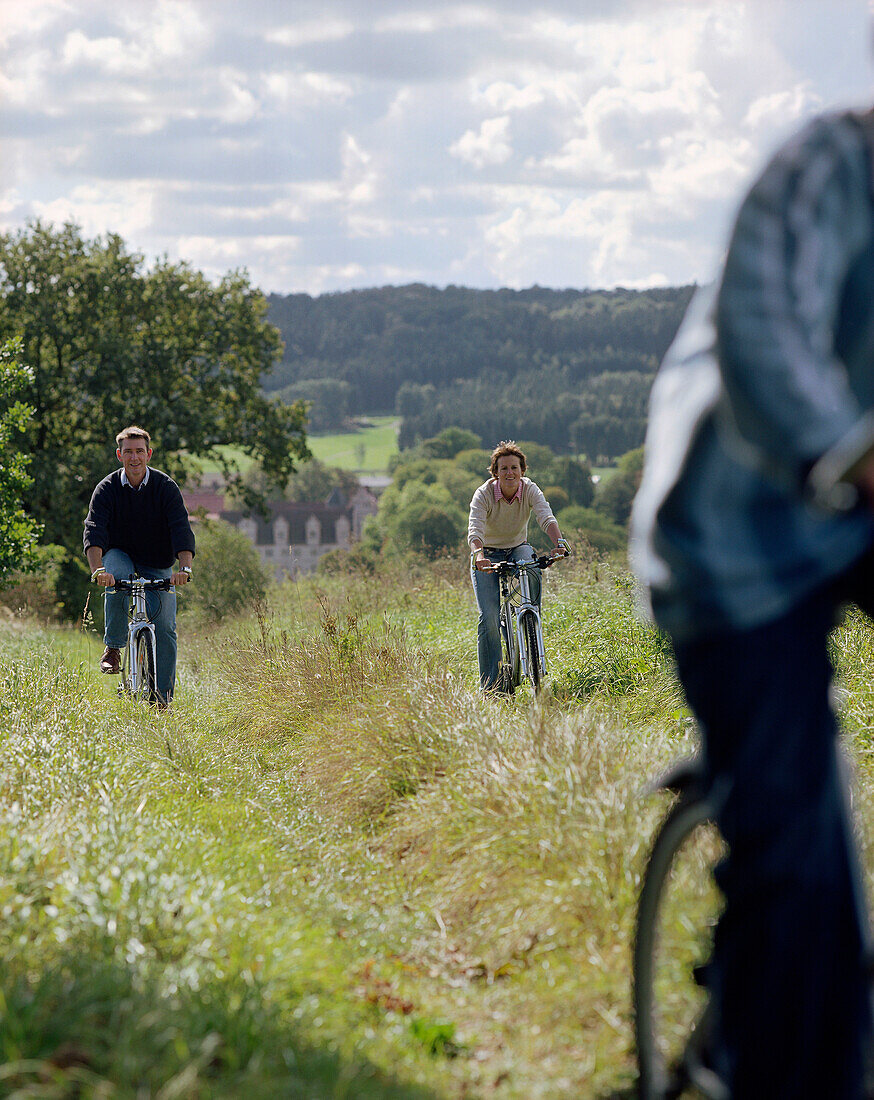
[180,566,192,576]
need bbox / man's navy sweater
[83,468,196,569]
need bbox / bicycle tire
[132,629,157,703]
[634,792,725,1100]
[521,610,543,693]
[500,601,519,692]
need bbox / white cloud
[31,182,156,242]
[743,85,819,133]
[373,9,495,34]
[263,71,353,107]
[62,29,125,71]
[2,0,872,293]
[449,116,513,168]
[266,19,354,48]
[474,78,577,113]
[0,0,69,49]
[216,69,260,125]
[341,134,380,205]
[61,2,207,75]
[0,47,54,107]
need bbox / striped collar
[493,478,522,503]
[121,467,151,491]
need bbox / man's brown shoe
[99,647,121,674]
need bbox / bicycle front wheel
[499,602,519,692]
[132,629,157,703]
[520,611,543,692]
[634,793,726,1100]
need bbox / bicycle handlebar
[491,552,566,576]
[107,576,174,592]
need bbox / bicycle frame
[498,560,547,682]
[493,554,559,692]
[110,576,171,702]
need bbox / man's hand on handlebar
[474,554,496,572]
[95,571,115,587]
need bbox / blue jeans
[470,543,541,690]
[673,561,873,1099]
[103,549,177,703]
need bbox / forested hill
[265,283,695,460]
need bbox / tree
[228,457,359,508]
[375,478,466,557]
[396,381,436,418]
[418,427,481,459]
[277,377,351,432]
[395,504,462,558]
[453,447,491,478]
[180,518,268,622]
[543,455,595,506]
[594,448,645,526]
[0,340,41,584]
[556,505,626,554]
[0,221,310,613]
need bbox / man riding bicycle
[83,426,195,707]
[468,440,569,691]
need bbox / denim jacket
[631,111,874,641]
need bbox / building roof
[182,489,226,516]
[219,500,353,546]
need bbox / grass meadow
[4,553,874,1097]
[306,417,399,472]
[195,417,400,477]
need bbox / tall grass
[6,554,873,1096]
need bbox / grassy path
[5,560,874,1096]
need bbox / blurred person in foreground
[631,104,874,1097]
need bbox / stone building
[216,487,377,579]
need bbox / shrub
[453,448,491,478]
[543,455,595,506]
[418,427,482,459]
[181,519,268,621]
[594,447,644,525]
[541,485,570,511]
[0,543,68,620]
[317,543,380,575]
[557,506,626,554]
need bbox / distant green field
[592,465,617,485]
[308,416,399,472]
[192,417,399,476]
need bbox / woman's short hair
[489,440,527,477]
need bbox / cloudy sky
[2,0,873,296]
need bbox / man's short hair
[116,425,151,449]
[489,440,527,477]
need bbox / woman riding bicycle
[468,440,569,691]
